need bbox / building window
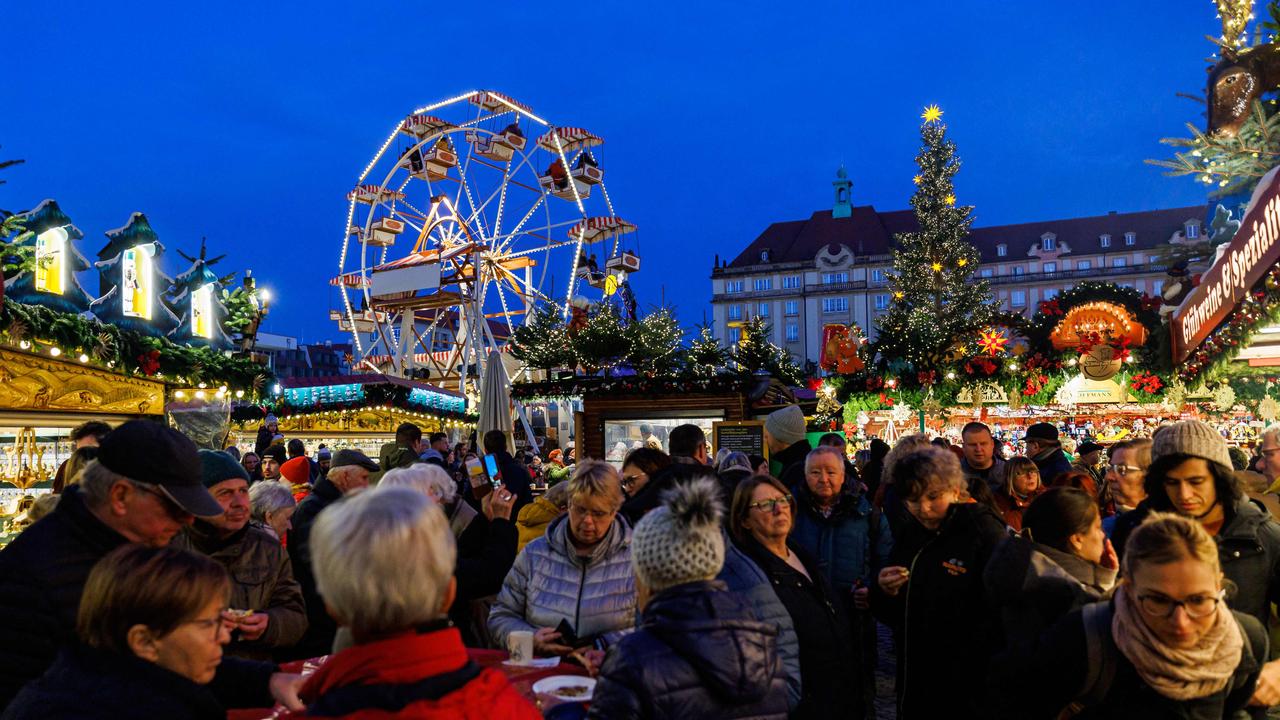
[871,269,886,284]
[725,280,743,294]
[1147,255,1160,265]
[729,327,742,344]
[782,275,801,289]
[822,297,849,314]
[785,324,799,343]
[1112,257,1127,268]
[727,304,742,321]
[784,300,799,316]
[980,268,993,278]
[1043,262,1057,273]
[874,294,890,310]
[997,244,1007,257]
[760,249,771,262]
[1124,232,1136,246]
[1010,290,1027,307]
[1043,236,1056,251]
[1119,282,1134,289]
[753,278,773,291]
[757,302,770,318]
[1076,260,1092,270]
[1153,280,1164,295]
[1187,223,1199,239]
[1043,288,1059,300]
[1012,266,1024,276]
[1100,234,1111,248]
[822,272,848,285]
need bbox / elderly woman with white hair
[381,463,518,646]
[870,446,1008,720]
[248,480,296,543]
[488,460,635,669]
[287,486,539,718]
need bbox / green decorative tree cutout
[511,302,576,372]
[733,316,803,385]
[625,307,683,377]
[875,106,999,372]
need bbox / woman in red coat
[992,456,1043,531]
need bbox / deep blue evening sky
[2,1,1215,342]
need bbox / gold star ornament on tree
[912,175,923,185]
[922,104,944,123]
[945,194,957,206]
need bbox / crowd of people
[3,410,1280,718]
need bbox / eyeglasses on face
[1108,464,1143,475]
[621,473,645,490]
[748,495,793,513]
[129,481,191,521]
[1136,589,1224,619]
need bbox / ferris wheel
[331,90,639,391]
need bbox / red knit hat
[280,457,311,486]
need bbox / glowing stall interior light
[192,283,214,339]
[122,243,157,320]
[35,226,69,295]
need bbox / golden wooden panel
[0,347,164,416]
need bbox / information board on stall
[713,420,767,459]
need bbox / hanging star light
[957,258,968,267]
[931,261,942,272]
[912,175,923,185]
[945,194,957,206]
[922,105,944,123]
[977,328,1010,356]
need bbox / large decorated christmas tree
[874,106,999,374]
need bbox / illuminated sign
[408,387,467,414]
[34,227,68,295]
[284,383,365,406]
[121,244,155,320]
[191,284,214,339]
[1173,166,1280,363]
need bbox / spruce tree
[684,325,728,378]
[733,316,804,385]
[625,307,683,377]
[511,302,575,372]
[875,106,999,372]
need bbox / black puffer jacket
[287,475,343,660]
[1,643,224,720]
[737,536,860,720]
[999,601,1267,720]
[772,439,812,490]
[1112,496,1280,628]
[871,502,1008,720]
[587,580,789,720]
[620,460,707,525]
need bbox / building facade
[710,170,1205,369]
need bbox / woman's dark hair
[622,447,672,477]
[729,474,794,545]
[1022,487,1099,554]
[1143,453,1242,512]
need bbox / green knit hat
[199,449,250,488]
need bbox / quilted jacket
[488,513,635,650]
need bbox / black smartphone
[555,618,580,648]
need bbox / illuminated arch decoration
[1049,301,1149,351]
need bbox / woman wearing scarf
[1007,512,1269,719]
[992,456,1043,531]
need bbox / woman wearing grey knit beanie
[587,478,789,720]
[1109,419,1280,707]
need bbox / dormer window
[997,244,1007,257]
[1124,232,1136,246]
[1186,222,1199,239]
[760,248,771,262]
[1100,234,1112,248]
[1042,236,1056,251]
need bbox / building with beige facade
[710,169,1205,369]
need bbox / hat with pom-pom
[630,477,725,593]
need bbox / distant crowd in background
[3,408,1280,718]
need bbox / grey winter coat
[488,513,635,649]
[173,521,307,661]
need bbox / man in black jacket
[0,421,302,712]
[287,448,377,660]
[1024,422,1072,484]
[621,423,710,523]
[481,430,533,512]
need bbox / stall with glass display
[581,389,751,467]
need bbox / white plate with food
[531,675,596,702]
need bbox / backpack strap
[1074,601,1118,709]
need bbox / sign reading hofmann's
[1172,166,1280,365]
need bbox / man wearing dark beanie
[1110,419,1280,708]
[173,450,306,661]
[1023,422,1072,484]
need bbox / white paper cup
[508,630,534,665]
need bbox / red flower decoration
[866,376,884,390]
[137,349,161,376]
[1039,299,1063,317]
[807,377,823,392]
[878,392,895,407]
[917,370,938,386]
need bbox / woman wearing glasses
[1009,512,1268,718]
[731,474,860,720]
[4,544,232,719]
[1100,438,1151,537]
